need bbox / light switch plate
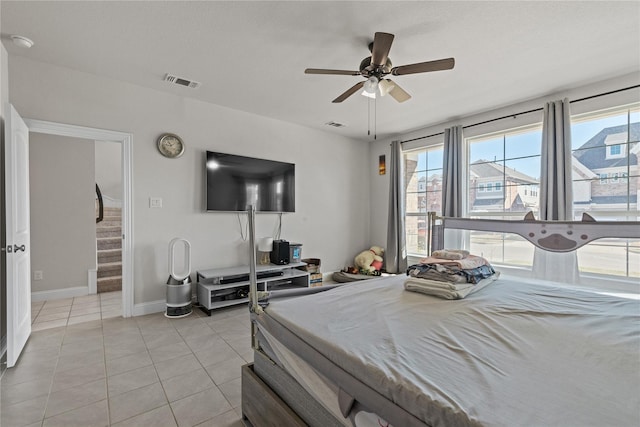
[149,197,163,208]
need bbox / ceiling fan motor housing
[359,57,392,79]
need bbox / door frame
[24,119,134,317]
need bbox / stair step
[98,262,122,278]
[101,215,121,221]
[97,227,121,238]
[97,220,121,228]
[103,207,122,214]
[97,237,122,250]
[98,249,122,264]
[98,276,122,293]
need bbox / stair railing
[96,183,104,223]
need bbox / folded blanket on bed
[404,272,500,299]
[431,249,470,260]
[407,263,496,284]
[419,253,489,270]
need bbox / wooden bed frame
[241,363,306,427]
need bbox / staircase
[96,207,122,293]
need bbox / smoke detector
[164,74,201,89]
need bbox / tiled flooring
[31,292,123,331]
[1,304,250,427]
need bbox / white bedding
[263,275,640,427]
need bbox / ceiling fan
[305,32,455,103]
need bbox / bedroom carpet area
[1,305,250,427]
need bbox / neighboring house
[572,123,639,211]
[469,161,539,213]
[404,158,539,251]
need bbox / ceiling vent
[325,121,346,128]
[164,74,201,89]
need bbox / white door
[5,105,31,368]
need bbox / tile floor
[31,292,123,331]
[1,303,249,427]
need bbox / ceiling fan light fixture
[361,90,376,99]
[363,76,379,93]
[378,79,395,97]
[362,76,382,98]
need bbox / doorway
[24,119,133,318]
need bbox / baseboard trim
[133,300,166,317]
[88,269,97,295]
[31,286,88,302]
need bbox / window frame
[401,101,639,283]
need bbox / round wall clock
[157,133,185,158]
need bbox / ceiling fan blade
[391,58,455,76]
[386,79,412,103]
[332,81,365,103]
[305,68,361,76]
[371,32,394,66]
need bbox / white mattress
[262,275,640,427]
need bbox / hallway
[31,292,122,332]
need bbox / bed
[240,213,640,427]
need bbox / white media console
[196,262,309,315]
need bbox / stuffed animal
[354,246,384,273]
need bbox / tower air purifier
[165,238,193,318]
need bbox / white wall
[29,133,96,292]
[9,56,370,305]
[368,72,640,248]
[95,140,122,202]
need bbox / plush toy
[354,246,384,274]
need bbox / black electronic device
[206,151,295,212]
[270,240,290,265]
[219,270,284,285]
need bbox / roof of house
[470,160,539,185]
[573,123,639,169]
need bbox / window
[599,173,608,184]
[571,104,639,278]
[468,126,541,217]
[403,102,638,281]
[467,126,542,268]
[610,172,619,183]
[404,145,444,256]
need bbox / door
[5,105,31,368]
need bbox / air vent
[164,74,201,89]
[325,121,346,128]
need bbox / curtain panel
[539,98,573,221]
[386,140,407,273]
[442,125,464,217]
[535,98,578,283]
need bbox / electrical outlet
[34,270,43,281]
[149,197,163,208]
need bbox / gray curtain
[385,140,407,273]
[442,125,463,217]
[539,98,573,221]
[535,98,578,283]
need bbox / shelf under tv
[196,262,309,315]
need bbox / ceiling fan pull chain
[367,97,371,136]
[374,96,377,140]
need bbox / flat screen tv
[206,151,295,212]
